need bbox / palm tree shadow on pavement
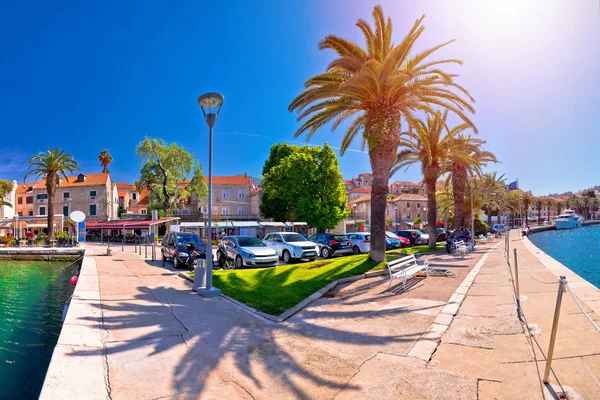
[69,278,427,399]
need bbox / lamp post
[353,204,357,232]
[196,92,224,298]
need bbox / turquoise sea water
[529,225,600,288]
[0,260,77,400]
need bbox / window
[416,203,420,208]
[17,197,23,205]
[37,194,48,200]
[222,207,229,215]
[417,213,421,218]
[141,209,147,214]
[26,196,34,204]
[28,211,33,216]
[222,189,230,199]
[63,192,70,199]
[132,193,137,200]
[90,190,97,197]
[238,190,245,199]
[407,202,410,208]
[40,206,46,216]
[63,205,69,216]
[18,212,23,216]
[237,207,244,215]
[89,204,97,216]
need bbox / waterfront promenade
[40,233,600,399]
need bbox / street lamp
[196,92,224,298]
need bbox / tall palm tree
[533,197,544,225]
[448,136,497,230]
[521,191,533,226]
[0,180,14,208]
[25,148,79,241]
[554,199,563,217]
[98,149,113,173]
[288,5,476,261]
[480,172,506,227]
[393,111,469,248]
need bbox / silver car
[346,232,371,254]
[220,236,279,269]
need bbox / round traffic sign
[70,210,86,223]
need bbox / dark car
[436,228,448,242]
[393,230,421,246]
[308,233,353,259]
[161,232,207,269]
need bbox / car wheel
[188,260,195,273]
[235,256,243,269]
[282,250,291,264]
[352,245,361,255]
[321,247,331,259]
[173,256,180,269]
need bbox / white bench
[478,234,489,241]
[386,254,430,291]
[454,240,468,256]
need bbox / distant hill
[547,185,599,198]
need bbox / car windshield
[415,230,426,235]
[177,234,203,246]
[236,237,266,247]
[386,232,401,239]
[281,233,307,242]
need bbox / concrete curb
[406,241,503,362]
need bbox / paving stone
[407,340,438,361]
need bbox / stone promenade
[39,233,600,399]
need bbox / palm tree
[554,199,563,217]
[98,149,113,173]
[545,197,556,224]
[0,180,14,208]
[448,136,497,230]
[480,172,506,227]
[25,148,79,241]
[288,5,476,261]
[521,191,533,226]
[533,197,544,225]
[393,111,468,248]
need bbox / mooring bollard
[544,276,567,383]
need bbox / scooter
[216,241,237,270]
[182,242,205,272]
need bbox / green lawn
[209,245,443,316]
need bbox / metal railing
[503,232,600,391]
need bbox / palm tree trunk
[452,167,467,230]
[46,174,56,242]
[368,128,398,262]
[486,207,492,227]
[426,179,438,249]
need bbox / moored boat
[554,210,583,230]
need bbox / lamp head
[198,92,224,128]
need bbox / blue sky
[1,0,599,195]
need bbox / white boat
[554,210,583,230]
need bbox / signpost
[69,211,86,246]
[151,210,158,261]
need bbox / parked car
[346,232,370,254]
[263,232,319,263]
[218,236,279,269]
[435,228,448,242]
[161,232,207,269]
[393,230,429,246]
[492,223,507,232]
[386,231,410,249]
[308,233,353,259]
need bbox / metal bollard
[543,276,567,383]
[139,237,142,256]
[513,248,521,320]
[145,239,148,259]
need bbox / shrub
[0,236,16,245]
[56,231,69,240]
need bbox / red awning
[86,218,179,230]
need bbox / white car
[346,232,370,254]
[263,232,319,263]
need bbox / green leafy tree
[288,5,475,261]
[98,149,113,173]
[0,180,14,208]
[261,144,349,231]
[25,148,79,241]
[135,137,207,214]
[259,143,296,221]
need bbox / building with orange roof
[14,172,118,223]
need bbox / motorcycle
[216,240,237,270]
[182,242,205,272]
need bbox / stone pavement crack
[332,352,380,399]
